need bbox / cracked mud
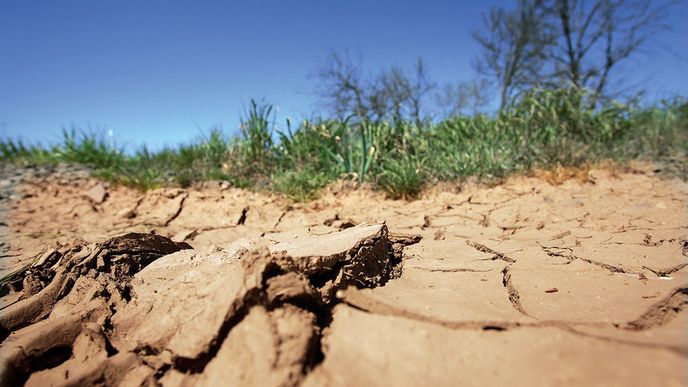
[1,164,687,386]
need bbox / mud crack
[466,240,516,263]
[643,263,688,278]
[501,265,529,317]
[163,192,188,226]
[623,286,688,330]
[541,246,640,275]
[415,267,493,273]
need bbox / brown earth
[0,163,687,386]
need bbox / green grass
[2,88,686,200]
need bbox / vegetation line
[1,89,686,201]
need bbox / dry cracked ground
[0,163,687,386]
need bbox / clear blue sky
[1,0,687,151]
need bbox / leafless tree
[473,0,553,111]
[473,0,673,108]
[549,0,672,103]
[313,51,369,119]
[313,51,435,124]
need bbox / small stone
[545,287,558,293]
[84,183,108,204]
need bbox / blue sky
[1,0,687,150]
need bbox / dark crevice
[272,295,335,375]
[13,345,73,386]
[33,346,73,369]
[102,329,119,357]
[501,265,529,317]
[101,324,120,358]
[237,206,249,226]
[482,325,507,331]
[309,260,347,289]
[272,207,291,229]
[163,194,187,227]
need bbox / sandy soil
[0,164,686,386]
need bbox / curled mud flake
[0,300,112,386]
[1,233,191,333]
[76,233,193,277]
[0,268,74,332]
[269,223,399,280]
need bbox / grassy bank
[2,89,687,200]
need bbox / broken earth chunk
[269,223,412,302]
[388,232,423,257]
[110,245,265,361]
[0,224,419,386]
[0,233,191,334]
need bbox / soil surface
[0,163,686,386]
